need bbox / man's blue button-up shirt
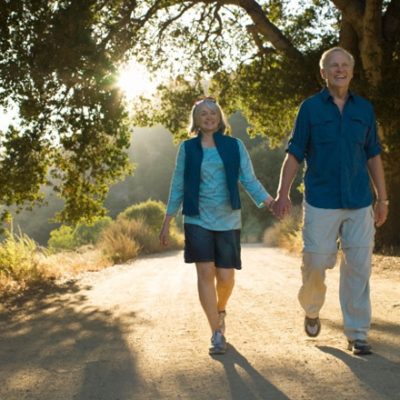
[287,88,382,209]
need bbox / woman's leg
[216,268,235,312]
[195,262,219,332]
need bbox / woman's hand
[272,195,292,219]
[159,215,173,246]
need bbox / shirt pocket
[349,116,368,145]
[310,117,336,143]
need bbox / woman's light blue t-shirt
[166,138,270,231]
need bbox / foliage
[48,216,112,251]
[0,227,44,286]
[1,1,399,246]
[118,199,170,230]
[47,225,76,252]
[74,216,113,245]
[128,1,400,247]
[0,1,133,224]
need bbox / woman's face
[196,104,220,135]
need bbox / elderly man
[274,47,388,355]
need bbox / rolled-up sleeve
[286,102,309,163]
[365,108,382,159]
[166,143,185,215]
[237,139,270,207]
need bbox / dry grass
[0,217,184,300]
[99,217,183,263]
[99,220,143,264]
[263,206,303,254]
[39,246,111,278]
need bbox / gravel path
[0,245,399,400]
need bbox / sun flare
[118,61,158,101]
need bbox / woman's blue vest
[183,131,241,216]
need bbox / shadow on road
[211,344,289,400]
[0,279,152,400]
[317,345,400,399]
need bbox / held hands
[270,195,292,219]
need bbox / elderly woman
[159,97,274,355]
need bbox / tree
[129,0,400,247]
[1,1,399,246]
[0,1,133,225]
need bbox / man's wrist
[376,198,389,205]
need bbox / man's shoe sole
[304,316,321,337]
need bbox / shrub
[99,219,143,263]
[0,228,45,288]
[74,216,112,246]
[118,199,168,230]
[99,216,183,264]
[48,216,113,252]
[48,225,76,251]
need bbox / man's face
[321,51,354,90]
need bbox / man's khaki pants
[298,203,375,340]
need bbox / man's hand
[272,195,292,219]
[374,201,389,227]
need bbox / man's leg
[339,246,373,341]
[299,203,341,336]
[339,206,375,354]
[298,252,337,318]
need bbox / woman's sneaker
[209,330,227,355]
[218,311,226,335]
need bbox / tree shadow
[211,344,289,400]
[317,346,400,398]
[0,279,158,400]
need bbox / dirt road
[0,245,399,400]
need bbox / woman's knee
[196,262,216,283]
[216,269,234,286]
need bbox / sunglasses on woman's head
[194,96,217,105]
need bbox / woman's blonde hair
[319,46,355,70]
[188,97,230,136]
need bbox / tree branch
[199,0,303,60]
[246,24,276,57]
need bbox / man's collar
[320,87,354,102]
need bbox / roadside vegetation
[0,200,183,300]
[1,198,399,302]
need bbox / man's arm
[367,154,388,227]
[273,153,300,219]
